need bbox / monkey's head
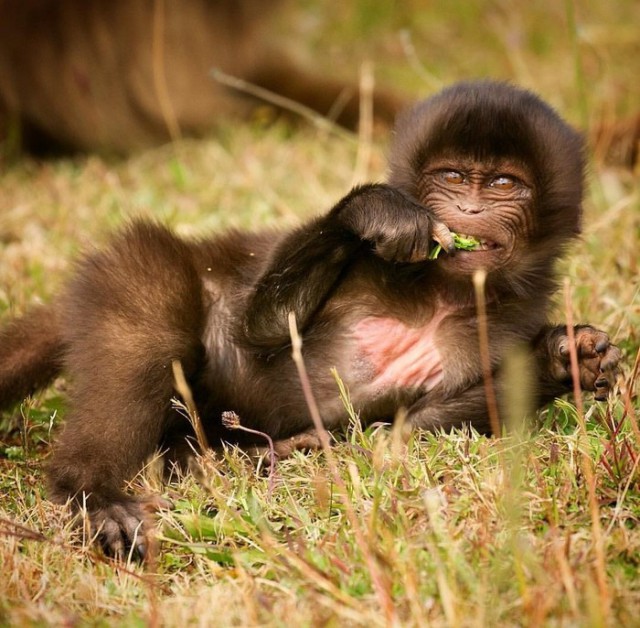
[388,81,585,284]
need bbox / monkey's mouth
[434,231,510,272]
[453,234,501,252]
[429,232,505,262]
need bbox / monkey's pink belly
[352,313,446,391]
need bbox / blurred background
[1,3,639,625]
[0,0,638,159]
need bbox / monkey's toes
[273,430,323,457]
[91,498,161,561]
[375,236,421,263]
[142,494,174,513]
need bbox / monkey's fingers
[557,326,623,400]
[594,376,612,401]
[593,344,623,400]
[576,327,623,395]
[432,221,455,254]
[373,211,434,263]
[408,213,440,262]
[546,326,617,399]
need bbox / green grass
[1,1,640,625]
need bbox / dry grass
[1,1,640,625]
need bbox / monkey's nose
[456,204,485,214]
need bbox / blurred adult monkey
[592,113,640,171]
[0,0,403,154]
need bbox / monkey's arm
[243,183,452,348]
[404,324,622,436]
[532,324,622,403]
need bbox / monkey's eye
[489,175,516,190]
[442,171,465,185]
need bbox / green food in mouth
[429,233,482,260]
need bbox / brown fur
[0,81,621,558]
[0,0,403,154]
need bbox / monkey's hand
[87,495,172,561]
[542,325,622,400]
[336,184,454,263]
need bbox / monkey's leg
[0,305,65,409]
[406,386,494,436]
[47,222,205,559]
[406,322,623,436]
[533,325,622,402]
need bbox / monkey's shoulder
[189,228,285,281]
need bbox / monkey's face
[419,158,534,275]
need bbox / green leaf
[429,232,481,259]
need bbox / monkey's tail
[0,305,65,410]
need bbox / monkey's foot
[549,326,622,400]
[248,430,323,462]
[87,494,172,561]
[273,430,323,457]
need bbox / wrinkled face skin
[419,157,535,275]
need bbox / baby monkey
[0,81,621,558]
